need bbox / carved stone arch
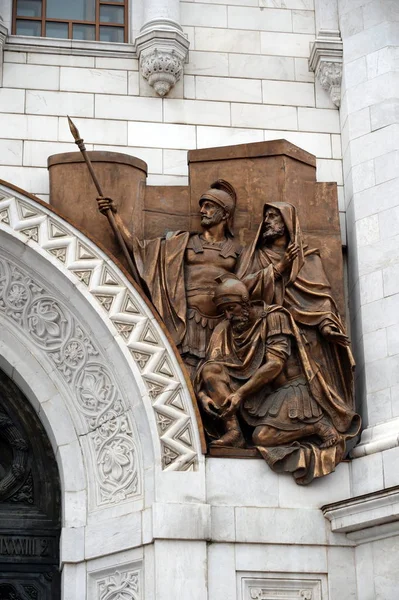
[0,179,204,473]
[0,213,147,513]
[0,178,205,499]
[0,179,206,598]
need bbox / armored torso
[184,234,240,318]
[180,234,241,363]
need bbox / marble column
[0,18,7,87]
[338,0,399,460]
[135,0,189,97]
[143,0,180,25]
[315,0,339,34]
[0,2,12,34]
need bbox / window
[12,0,128,42]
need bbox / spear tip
[67,115,80,141]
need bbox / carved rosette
[140,48,183,97]
[309,31,343,108]
[97,568,140,600]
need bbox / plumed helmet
[199,179,237,237]
[213,274,249,308]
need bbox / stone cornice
[309,30,343,107]
[5,35,136,58]
[351,416,399,458]
[323,486,399,540]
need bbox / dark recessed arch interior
[0,369,61,600]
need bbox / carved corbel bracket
[135,22,189,97]
[309,30,343,107]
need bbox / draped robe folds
[132,232,189,348]
[196,303,360,484]
[233,202,361,483]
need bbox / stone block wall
[1,2,399,598]
[339,0,399,444]
[337,4,399,595]
[0,0,346,240]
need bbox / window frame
[12,0,129,43]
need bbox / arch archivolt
[0,182,203,514]
[0,324,86,513]
[0,253,142,510]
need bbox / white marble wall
[0,0,346,241]
[339,0,399,448]
[355,535,399,600]
[2,1,399,598]
[337,2,399,598]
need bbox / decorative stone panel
[88,560,142,600]
[97,569,141,600]
[239,573,326,600]
[0,252,141,507]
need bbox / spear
[67,116,143,289]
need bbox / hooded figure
[236,202,351,360]
[131,180,240,377]
[234,202,360,474]
[237,202,308,306]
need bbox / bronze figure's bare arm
[222,355,285,418]
[96,196,134,249]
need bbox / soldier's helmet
[199,179,237,237]
[213,274,249,308]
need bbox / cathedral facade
[0,0,398,598]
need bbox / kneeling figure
[195,275,360,484]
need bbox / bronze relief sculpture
[98,195,360,484]
[195,202,360,483]
[96,180,241,378]
[96,195,360,485]
[63,125,360,484]
[195,273,360,484]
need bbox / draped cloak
[196,303,360,484]
[235,202,356,408]
[232,202,361,482]
[132,232,189,348]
